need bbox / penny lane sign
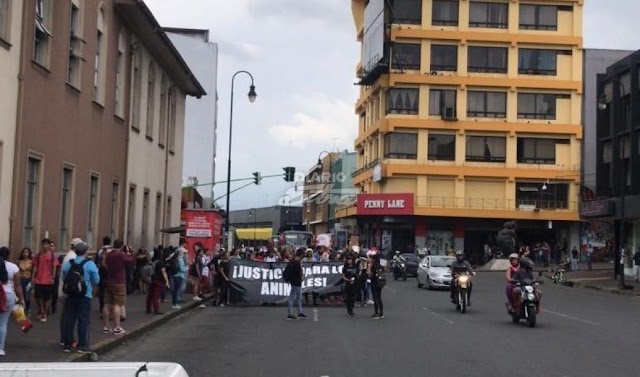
[356,193,414,216]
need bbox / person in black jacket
[286,249,307,320]
[342,255,359,317]
[367,254,384,319]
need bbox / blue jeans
[172,277,184,306]
[20,278,31,314]
[362,281,371,301]
[62,296,91,349]
[287,285,303,316]
[178,276,187,302]
[0,291,16,351]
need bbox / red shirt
[33,252,60,285]
[104,249,134,284]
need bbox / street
[102,273,640,377]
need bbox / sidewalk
[2,290,211,362]
[546,262,640,296]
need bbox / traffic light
[252,172,261,185]
[283,167,295,182]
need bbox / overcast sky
[145,0,640,211]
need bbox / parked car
[401,253,420,277]
[417,256,456,290]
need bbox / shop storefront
[356,193,415,256]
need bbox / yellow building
[339,0,583,257]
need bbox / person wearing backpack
[96,237,112,313]
[367,254,385,319]
[60,242,99,353]
[0,246,26,356]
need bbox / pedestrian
[0,246,26,356]
[303,249,318,306]
[146,250,169,315]
[102,240,134,335]
[32,238,60,322]
[284,249,306,320]
[58,238,82,347]
[367,254,384,319]
[633,247,640,283]
[17,248,33,317]
[586,244,594,271]
[176,242,189,303]
[135,249,150,294]
[571,246,579,272]
[60,242,99,353]
[171,247,187,310]
[217,251,231,307]
[341,254,359,317]
[189,248,204,301]
[96,236,112,314]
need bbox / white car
[417,256,456,290]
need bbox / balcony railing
[352,159,380,178]
[414,197,576,211]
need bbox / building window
[94,7,107,103]
[391,43,421,70]
[518,49,557,75]
[158,76,168,145]
[470,1,508,29]
[432,0,459,26]
[146,62,156,139]
[109,181,119,241]
[468,46,508,73]
[131,53,143,130]
[516,182,568,209]
[154,193,162,245]
[24,158,41,249]
[602,140,612,164]
[168,87,177,152]
[519,4,557,31]
[127,186,136,244]
[141,190,149,248]
[517,138,557,164]
[428,133,455,161]
[59,168,74,249]
[466,136,506,162]
[115,31,126,117]
[386,88,419,115]
[430,45,457,72]
[467,91,506,118]
[34,0,52,66]
[428,89,456,117]
[619,134,631,159]
[87,175,99,248]
[517,93,556,120]
[0,0,10,42]
[389,0,422,25]
[384,133,417,159]
[67,1,82,87]
[165,196,172,236]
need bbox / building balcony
[334,196,579,221]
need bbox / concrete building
[303,152,339,235]
[328,151,358,233]
[164,28,219,199]
[0,0,23,246]
[227,206,303,246]
[341,0,584,257]
[119,3,206,250]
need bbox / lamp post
[225,71,257,241]
[598,77,627,288]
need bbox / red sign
[356,193,414,216]
[183,210,222,260]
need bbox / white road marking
[423,307,454,324]
[390,289,397,294]
[313,308,319,322]
[542,309,599,326]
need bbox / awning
[160,226,185,234]
[235,228,273,241]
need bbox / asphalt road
[102,273,640,377]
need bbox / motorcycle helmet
[455,250,464,260]
[520,256,534,270]
[395,250,401,255]
[508,253,519,260]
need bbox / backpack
[375,267,386,288]
[63,259,90,297]
[165,253,179,276]
[140,263,153,284]
[282,263,293,283]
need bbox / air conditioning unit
[442,107,457,121]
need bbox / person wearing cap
[505,253,520,312]
[61,242,99,353]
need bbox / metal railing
[414,196,577,211]
[352,159,380,178]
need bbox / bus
[280,230,314,249]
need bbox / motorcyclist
[512,257,535,283]
[505,253,520,312]
[392,251,405,263]
[450,250,475,305]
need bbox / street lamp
[225,71,257,240]
[597,77,627,288]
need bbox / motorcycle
[392,260,407,281]
[508,277,543,327]
[452,272,472,313]
[551,262,568,285]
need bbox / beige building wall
[0,0,23,246]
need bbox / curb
[574,282,639,297]
[62,295,214,362]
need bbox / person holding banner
[342,255,359,317]
[368,255,385,319]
